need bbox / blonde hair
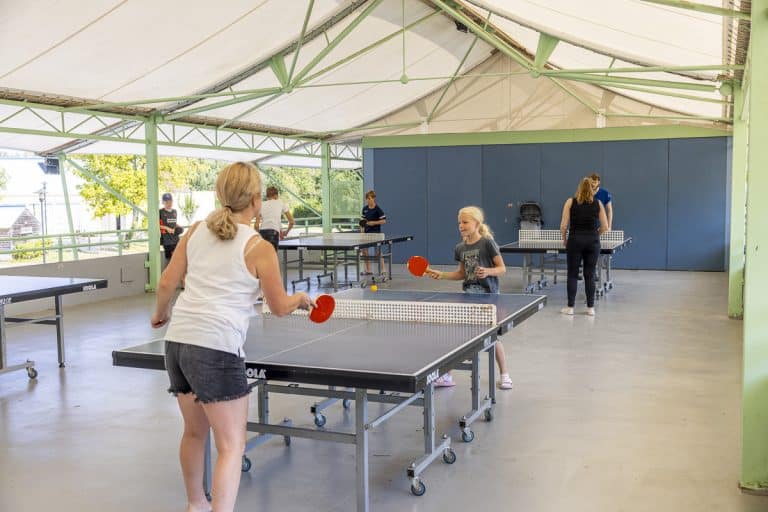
[206,162,262,240]
[458,206,494,240]
[575,177,595,205]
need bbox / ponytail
[206,162,262,241]
[575,177,594,205]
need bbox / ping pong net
[263,298,497,326]
[519,229,624,242]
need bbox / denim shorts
[164,341,251,404]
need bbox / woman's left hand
[151,309,169,328]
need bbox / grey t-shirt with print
[454,237,501,293]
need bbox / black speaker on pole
[38,157,60,175]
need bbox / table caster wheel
[484,409,493,422]
[27,367,38,379]
[410,480,426,496]
[442,449,456,464]
[461,430,475,443]
[283,436,291,446]
[314,414,327,427]
[205,493,212,502]
[241,455,252,472]
[342,399,351,409]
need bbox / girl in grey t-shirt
[425,206,512,390]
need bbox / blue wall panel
[540,142,604,229]
[603,139,668,270]
[667,138,727,271]
[481,144,541,266]
[370,148,427,263]
[427,146,483,264]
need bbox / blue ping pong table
[0,275,108,379]
[112,289,545,511]
[278,233,413,290]
[500,230,632,297]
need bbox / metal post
[728,84,747,318]
[57,154,78,260]
[355,388,369,512]
[146,114,161,292]
[55,295,65,367]
[321,142,331,234]
[741,0,768,491]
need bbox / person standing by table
[589,172,613,230]
[425,206,513,390]
[560,177,609,316]
[257,186,294,252]
[151,161,313,512]
[359,190,387,276]
[159,192,182,262]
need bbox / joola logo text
[246,368,266,379]
[425,369,440,385]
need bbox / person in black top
[359,190,386,275]
[559,178,609,316]
[159,192,183,261]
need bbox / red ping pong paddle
[407,255,431,277]
[309,294,335,323]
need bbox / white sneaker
[586,307,595,316]
[498,374,513,390]
[560,307,574,315]
[434,374,456,387]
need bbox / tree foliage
[72,155,223,218]
[0,166,8,192]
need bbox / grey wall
[2,253,148,315]
[368,137,730,270]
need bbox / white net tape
[519,230,624,242]
[294,233,385,242]
[264,299,497,325]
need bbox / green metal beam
[219,92,283,130]
[321,142,331,233]
[638,0,751,20]
[291,0,386,87]
[590,82,730,105]
[0,98,145,123]
[605,113,730,123]
[544,64,744,76]
[270,55,290,90]
[532,33,559,75]
[163,87,282,121]
[66,158,148,216]
[741,0,768,491]
[728,84,747,318]
[57,154,79,260]
[430,0,533,71]
[362,125,730,148]
[548,77,600,114]
[145,114,161,293]
[542,72,719,92]
[287,0,315,84]
[428,34,480,121]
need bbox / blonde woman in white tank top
[151,162,313,512]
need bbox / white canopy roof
[0,0,747,157]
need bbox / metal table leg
[355,388,370,512]
[55,295,65,367]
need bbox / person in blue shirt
[359,190,386,275]
[589,172,613,230]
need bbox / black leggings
[259,229,280,252]
[566,234,600,307]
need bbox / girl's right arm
[426,262,465,281]
[560,198,572,245]
[247,238,314,316]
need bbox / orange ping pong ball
[370,284,378,292]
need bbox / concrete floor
[0,268,765,512]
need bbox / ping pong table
[500,230,632,296]
[278,233,413,291]
[112,289,545,511]
[0,275,108,379]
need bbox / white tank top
[164,222,261,356]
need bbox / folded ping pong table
[112,289,545,511]
[0,275,108,379]
[278,233,413,290]
[500,230,632,296]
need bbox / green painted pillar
[741,0,768,491]
[57,154,78,260]
[145,114,161,292]
[321,142,331,233]
[728,85,746,318]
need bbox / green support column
[728,85,747,318]
[321,142,331,233]
[57,154,78,260]
[741,0,768,491]
[145,114,161,292]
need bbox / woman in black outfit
[560,177,609,316]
